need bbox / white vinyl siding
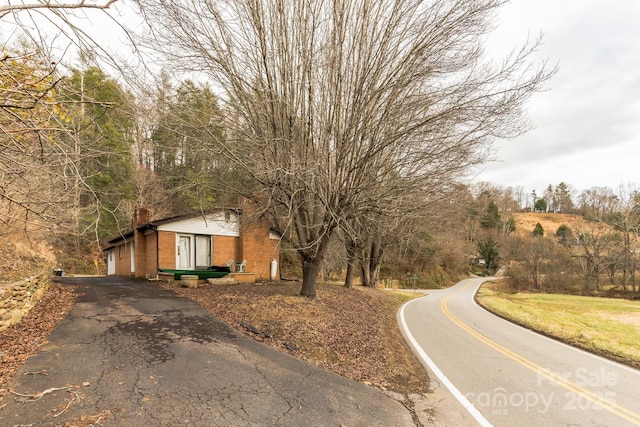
[157,212,239,236]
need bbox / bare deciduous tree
[578,187,619,220]
[0,43,66,234]
[136,0,554,297]
[575,222,619,293]
[1,1,129,244]
[607,184,640,293]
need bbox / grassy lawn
[476,282,640,368]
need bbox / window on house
[195,235,211,269]
[177,234,212,270]
[119,245,124,258]
[178,235,191,269]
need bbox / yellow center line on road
[441,295,640,426]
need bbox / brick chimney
[133,206,151,229]
[237,196,280,280]
[131,206,151,278]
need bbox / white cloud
[478,0,640,194]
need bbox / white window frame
[177,234,212,270]
[195,235,212,269]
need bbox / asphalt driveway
[1,277,415,426]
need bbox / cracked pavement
[0,277,416,426]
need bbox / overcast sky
[5,0,635,197]
[474,0,640,195]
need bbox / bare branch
[0,1,118,19]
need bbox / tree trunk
[360,257,371,288]
[344,239,359,289]
[622,231,630,290]
[632,253,637,294]
[300,257,323,299]
[631,249,637,293]
[344,258,357,289]
[582,257,592,294]
[531,266,538,291]
[370,263,381,289]
[367,237,384,288]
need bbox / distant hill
[512,212,591,238]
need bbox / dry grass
[512,212,589,237]
[477,282,640,368]
[167,281,431,395]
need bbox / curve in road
[399,277,640,427]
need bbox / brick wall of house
[157,231,176,270]
[144,232,157,277]
[236,198,280,280]
[240,220,280,280]
[212,235,239,267]
[114,241,132,275]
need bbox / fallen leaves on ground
[0,283,77,399]
[167,281,430,395]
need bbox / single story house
[103,206,280,281]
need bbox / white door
[178,235,191,269]
[130,243,136,273]
[107,250,115,275]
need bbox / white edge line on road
[398,298,493,427]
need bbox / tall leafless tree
[1,1,132,245]
[578,187,619,220]
[575,222,619,293]
[136,0,554,297]
[607,184,640,293]
[0,40,72,237]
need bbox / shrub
[504,263,528,291]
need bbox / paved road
[1,277,415,426]
[399,277,640,427]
